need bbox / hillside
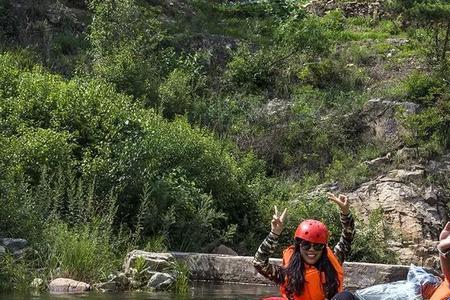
[0,0,449,289]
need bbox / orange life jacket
[279,246,344,300]
[430,278,450,300]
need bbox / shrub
[0,128,74,182]
[299,58,368,90]
[0,53,266,254]
[87,0,165,103]
[159,60,207,119]
[225,43,276,92]
[0,255,34,291]
[0,170,50,241]
[349,209,399,264]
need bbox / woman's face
[299,240,325,265]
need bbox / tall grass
[43,221,118,282]
[169,260,190,295]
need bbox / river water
[0,282,279,300]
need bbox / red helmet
[294,219,329,244]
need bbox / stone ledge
[169,252,437,290]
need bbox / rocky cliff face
[348,99,450,268]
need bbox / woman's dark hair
[282,238,339,298]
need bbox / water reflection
[0,282,279,300]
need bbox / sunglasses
[300,241,325,251]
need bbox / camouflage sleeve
[252,231,285,285]
[334,212,355,264]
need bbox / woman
[253,193,357,300]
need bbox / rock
[133,251,436,290]
[385,168,425,185]
[363,153,392,172]
[396,147,420,162]
[305,0,389,18]
[94,272,129,292]
[147,272,175,290]
[30,278,44,289]
[0,238,28,256]
[424,186,439,206]
[263,98,291,117]
[360,99,420,149]
[116,272,130,288]
[49,278,90,294]
[0,238,28,251]
[93,281,118,293]
[386,38,410,47]
[212,245,238,256]
[123,250,175,274]
[348,167,447,267]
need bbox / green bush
[0,173,44,241]
[299,58,368,90]
[402,72,444,106]
[159,61,206,118]
[87,0,165,103]
[0,128,74,181]
[225,44,276,92]
[0,53,266,254]
[349,209,399,264]
[394,71,450,152]
[0,255,34,291]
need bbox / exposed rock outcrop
[147,272,175,290]
[348,163,448,268]
[343,98,450,268]
[305,0,388,19]
[360,98,420,149]
[123,250,175,273]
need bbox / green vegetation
[391,0,450,68]
[0,0,449,291]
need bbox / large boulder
[123,250,175,274]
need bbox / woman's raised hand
[327,192,350,215]
[271,206,287,236]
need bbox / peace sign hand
[327,192,350,215]
[271,206,287,236]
